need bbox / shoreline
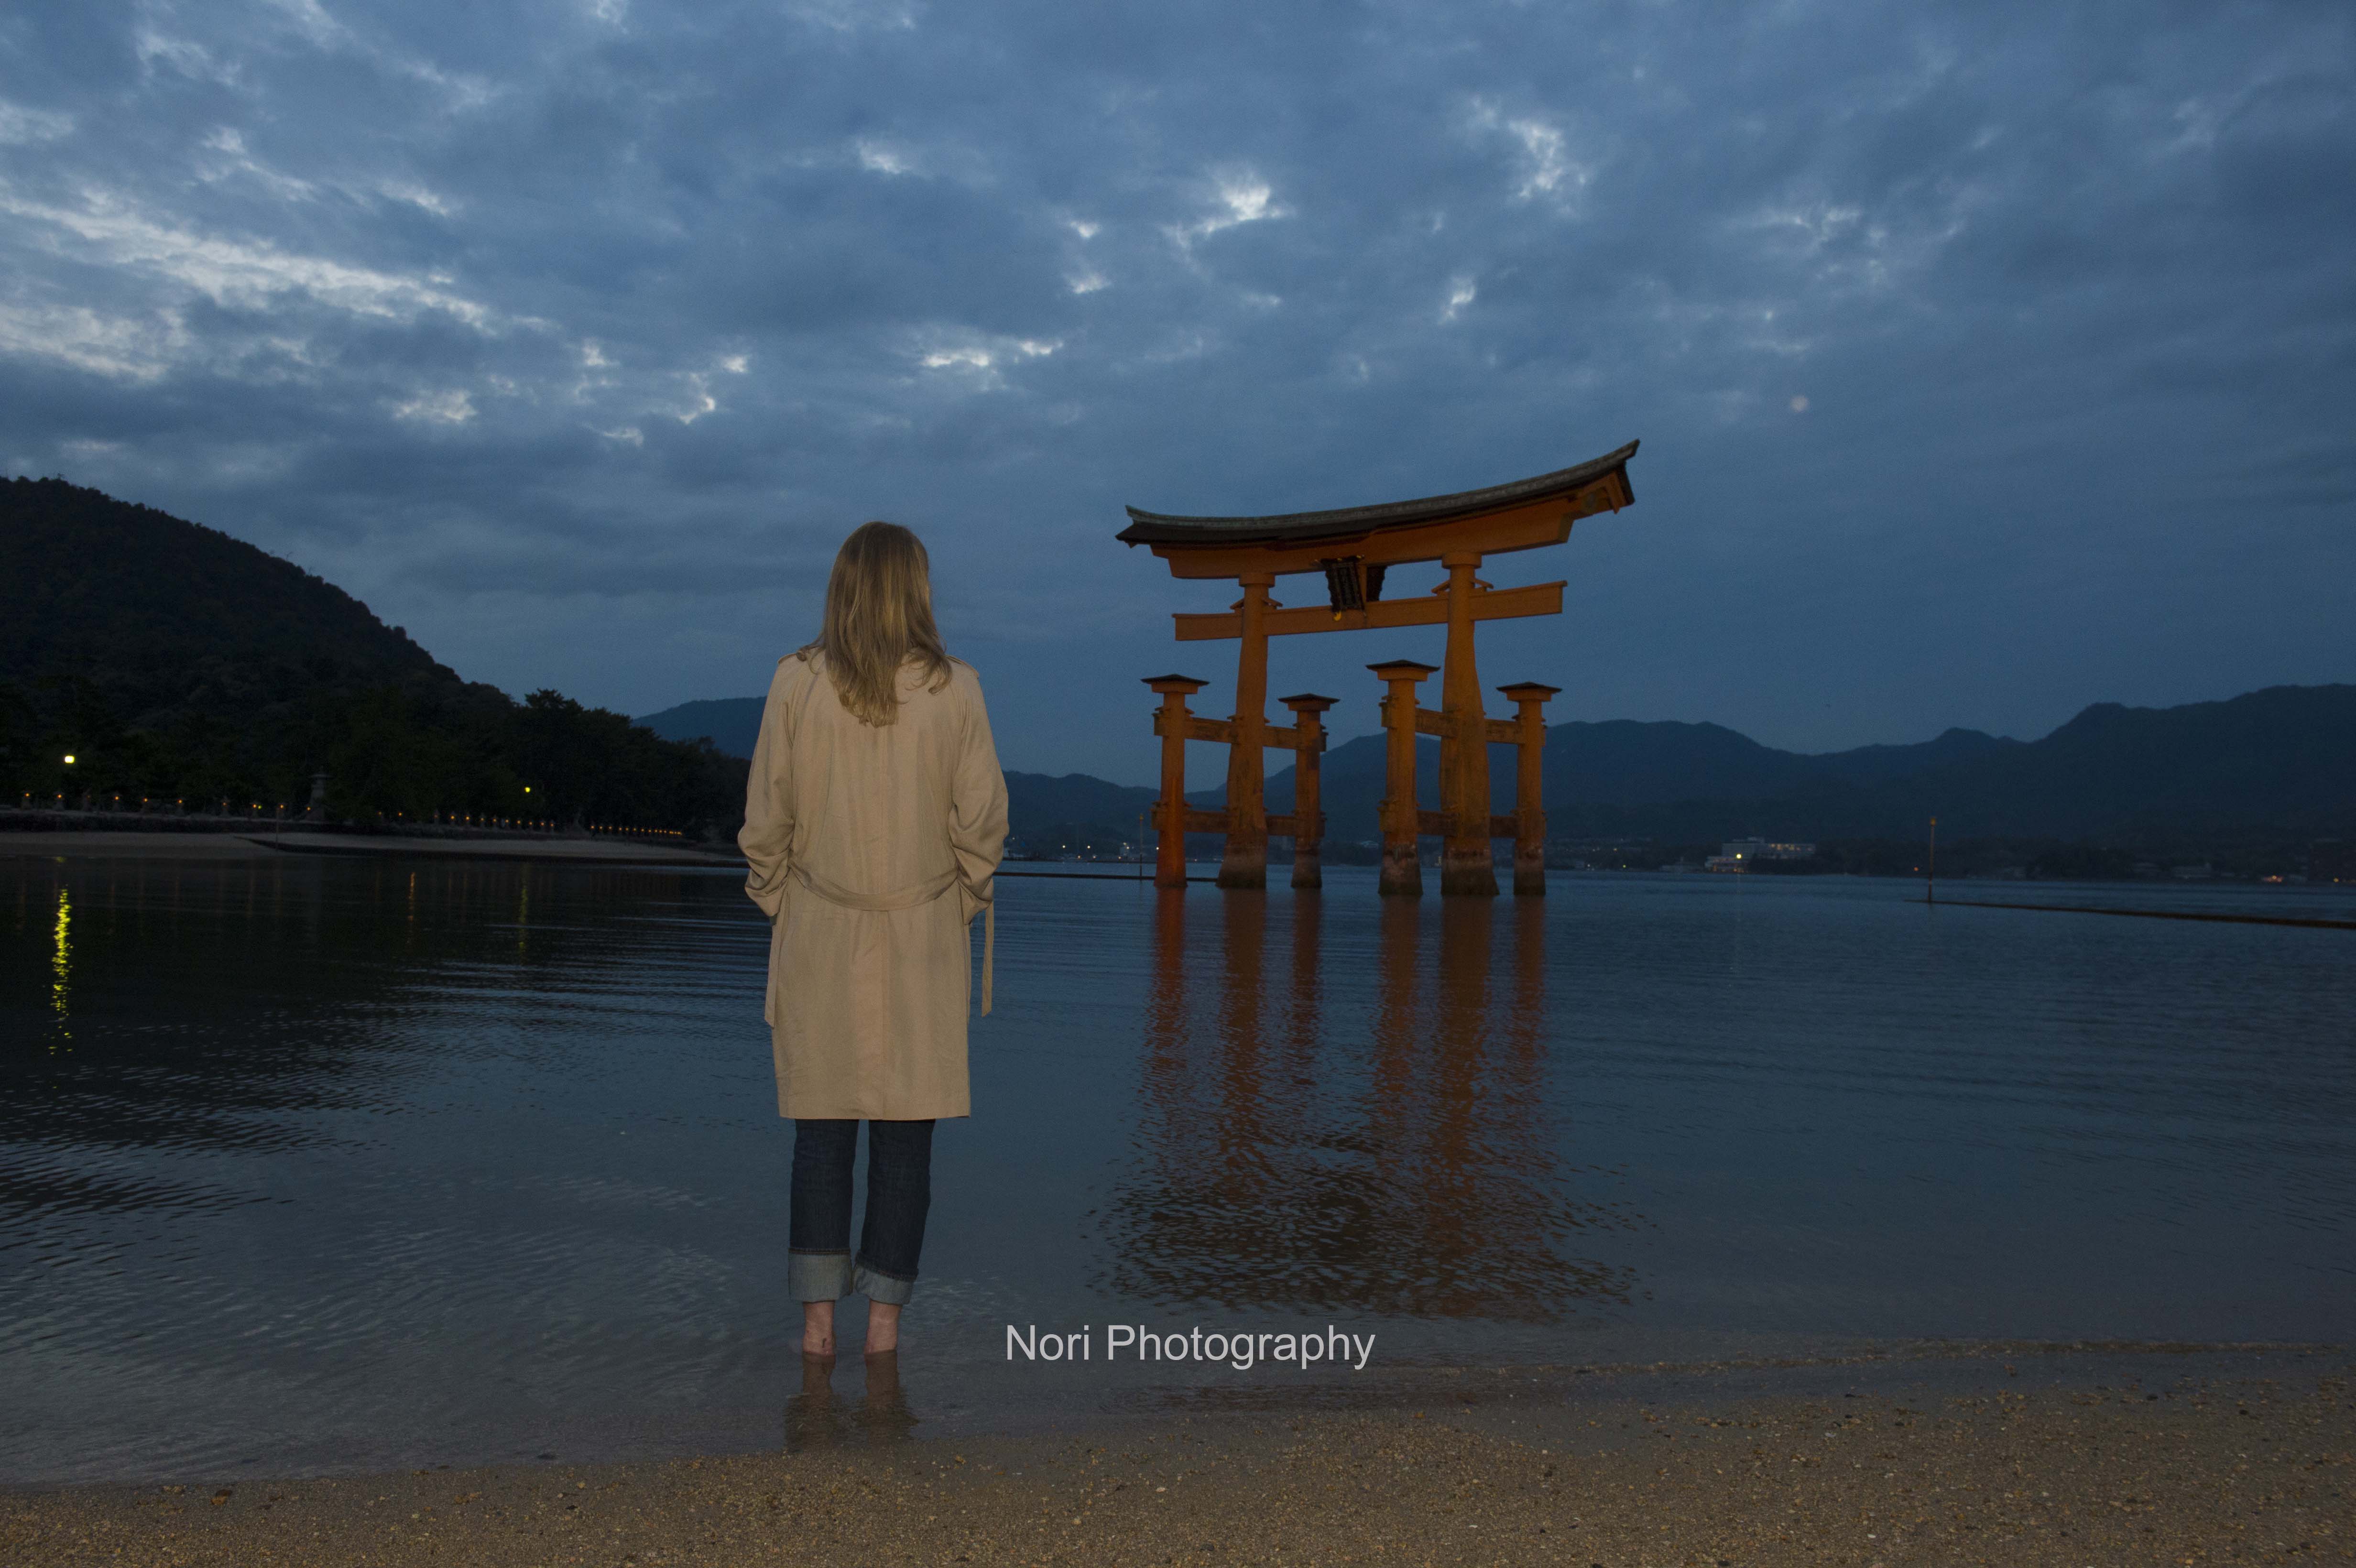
[11,825,2351,901]
[0,828,744,868]
[8,1346,2347,1566]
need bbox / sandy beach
[0,829,284,860]
[7,1350,2346,1567]
[0,828,743,868]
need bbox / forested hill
[1,476,462,726]
[1,479,744,835]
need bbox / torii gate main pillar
[1437,550,1496,897]
[1219,572,1276,889]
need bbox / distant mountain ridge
[642,683,2356,846]
[638,697,765,760]
[1266,686,2355,843]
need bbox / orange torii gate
[1120,440,1638,896]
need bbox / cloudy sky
[2,0,2348,782]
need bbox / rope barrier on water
[1931,897,2355,931]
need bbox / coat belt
[789,864,994,1016]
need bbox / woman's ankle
[802,1300,837,1356]
[865,1300,902,1354]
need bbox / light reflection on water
[2,853,2353,1482]
[49,885,71,1046]
[1102,892,1639,1319]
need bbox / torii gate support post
[1145,675,1209,890]
[1219,571,1276,890]
[1370,660,1437,897]
[1279,693,1336,890]
[1496,682,1560,897]
[1439,550,1498,897]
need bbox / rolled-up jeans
[789,1118,934,1307]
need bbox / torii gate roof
[1117,439,1638,551]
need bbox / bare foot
[802,1300,836,1357]
[866,1300,902,1355]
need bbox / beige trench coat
[738,651,1009,1121]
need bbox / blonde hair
[802,521,952,726]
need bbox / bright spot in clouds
[1790,395,1810,413]
[392,389,476,425]
[0,99,73,144]
[918,338,1059,372]
[1469,99,1588,202]
[1168,174,1290,249]
[378,181,456,217]
[0,301,187,381]
[0,190,497,329]
[1213,179,1281,227]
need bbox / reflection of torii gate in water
[1118,440,1639,897]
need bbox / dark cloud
[1,0,2348,781]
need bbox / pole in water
[1927,816,1938,904]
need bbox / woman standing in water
[740,521,1008,1357]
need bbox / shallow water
[3,853,2352,1482]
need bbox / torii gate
[1119,440,1638,897]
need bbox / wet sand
[8,1353,2347,1566]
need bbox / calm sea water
[4,851,2352,1483]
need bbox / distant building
[2312,839,2355,884]
[1703,838,1816,872]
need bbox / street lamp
[62,754,75,765]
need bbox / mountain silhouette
[645,683,2355,847]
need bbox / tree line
[1,673,747,838]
